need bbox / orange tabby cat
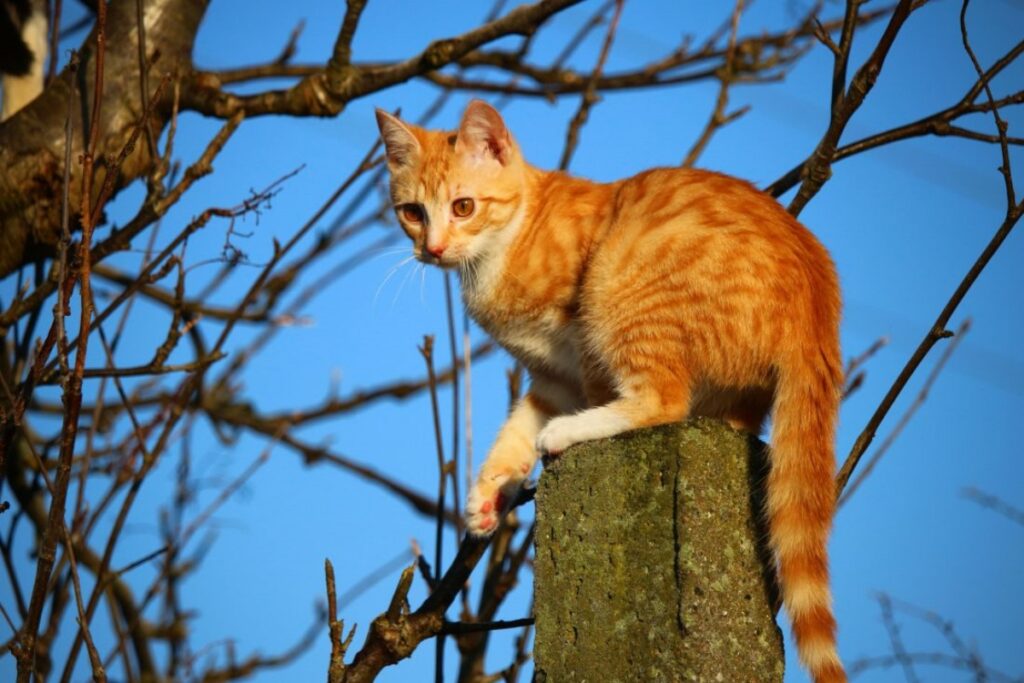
[376,100,845,683]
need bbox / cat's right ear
[375,109,421,170]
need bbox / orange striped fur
[376,100,846,683]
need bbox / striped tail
[768,348,846,683]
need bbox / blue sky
[2,1,1022,681]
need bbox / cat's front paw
[537,407,633,455]
[536,416,578,456]
[466,474,520,536]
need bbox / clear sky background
[2,1,1022,681]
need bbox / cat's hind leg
[691,384,773,436]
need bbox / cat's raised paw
[466,482,512,537]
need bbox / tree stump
[533,418,784,682]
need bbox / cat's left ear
[456,99,513,166]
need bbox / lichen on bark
[533,418,784,682]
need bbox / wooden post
[534,418,784,682]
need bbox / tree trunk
[533,418,784,682]
[0,0,209,278]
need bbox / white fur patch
[536,406,633,455]
[460,205,586,385]
[784,580,830,617]
[798,632,842,672]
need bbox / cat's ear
[456,99,513,165]
[375,109,421,169]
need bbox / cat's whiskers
[366,244,415,262]
[391,255,422,307]
[373,253,415,309]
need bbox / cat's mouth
[417,252,459,270]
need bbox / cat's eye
[399,204,424,223]
[452,198,475,218]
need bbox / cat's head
[374,100,526,269]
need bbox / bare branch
[838,320,969,507]
[682,0,748,168]
[331,0,369,70]
[962,487,1024,528]
[558,0,625,169]
[326,559,358,683]
[786,0,917,216]
[183,0,586,118]
[767,39,1024,198]
[442,618,534,635]
[836,2,1023,495]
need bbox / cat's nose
[427,243,447,258]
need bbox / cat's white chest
[460,268,582,383]
[492,315,582,380]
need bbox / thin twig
[786,0,917,216]
[836,1,1023,494]
[462,316,474,543]
[419,335,448,683]
[682,0,749,167]
[558,0,625,169]
[878,593,921,683]
[843,335,890,400]
[325,559,356,683]
[442,618,535,635]
[839,319,969,507]
[15,4,108,675]
[962,487,1024,528]
[767,39,1024,198]
[960,0,1016,208]
[443,273,463,543]
[40,353,226,384]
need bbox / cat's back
[597,166,835,281]
[609,166,799,239]
[582,165,839,339]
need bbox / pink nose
[427,244,446,258]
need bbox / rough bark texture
[534,418,784,682]
[0,0,209,278]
